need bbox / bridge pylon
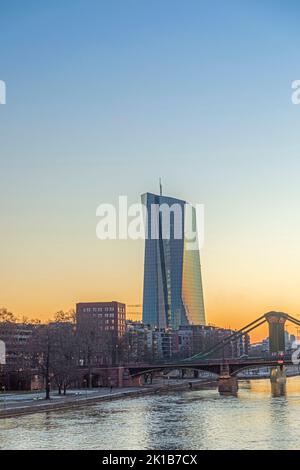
[265,312,288,389]
[265,312,287,355]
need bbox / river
[1,377,300,450]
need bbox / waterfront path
[0,387,145,419]
[0,379,214,419]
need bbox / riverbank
[238,370,300,380]
[0,379,216,419]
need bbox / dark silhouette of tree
[27,324,52,399]
[0,307,17,324]
[76,314,119,387]
[0,307,33,388]
[50,312,78,395]
[27,312,78,399]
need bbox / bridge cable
[184,317,267,362]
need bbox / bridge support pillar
[270,365,286,396]
[270,365,286,384]
[102,367,128,388]
[218,375,238,395]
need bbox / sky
[1,0,300,340]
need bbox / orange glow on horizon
[2,236,300,344]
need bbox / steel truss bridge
[3,311,300,393]
[126,311,300,379]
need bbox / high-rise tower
[141,192,205,329]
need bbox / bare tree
[0,308,31,386]
[76,314,118,387]
[54,309,75,324]
[27,312,78,398]
[0,307,17,323]
[27,324,52,399]
[51,318,78,395]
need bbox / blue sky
[1,0,300,330]
[1,0,300,202]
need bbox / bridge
[78,311,300,394]
[127,357,293,378]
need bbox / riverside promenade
[0,379,215,419]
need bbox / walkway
[0,379,213,419]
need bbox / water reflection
[271,382,286,398]
[1,377,300,450]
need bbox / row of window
[90,312,115,318]
[89,313,126,322]
[81,306,125,313]
[99,326,125,333]
[91,319,127,326]
[82,306,115,313]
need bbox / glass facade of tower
[142,192,206,330]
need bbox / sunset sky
[1,1,300,340]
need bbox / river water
[1,377,300,450]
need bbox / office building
[142,191,205,329]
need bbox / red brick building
[76,301,126,367]
[76,301,126,338]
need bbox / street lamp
[83,379,87,399]
[115,344,119,366]
[2,385,6,412]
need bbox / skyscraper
[141,192,206,330]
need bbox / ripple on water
[2,378,300,449]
